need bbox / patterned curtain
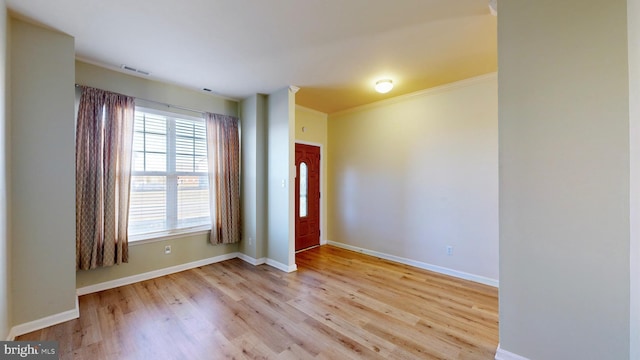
[205,113,241,245]
[76,86,135,270]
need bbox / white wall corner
[9,297,80,339]
[266,258,297,273]
[489,0,497,16]
[495,344,530,360]
[237,253,266,266]
[628,1,640,358]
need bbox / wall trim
[295,104,328,117]
[327,241,499,287]
[330,72,497,118]
[494,344,530,360]
[9,297,80,340]
[13,252,298,338]
[266,258,298,273]
[237,253,267,266]
[76,252,238,296]
[78,252,297,297]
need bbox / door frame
[295,141,325,247]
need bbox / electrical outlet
[446,246,453,256]
[164,245,172,254]
[248,237,253,245]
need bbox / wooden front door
[295,143,321,251]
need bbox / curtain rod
[75,84,206,116]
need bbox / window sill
[129,226,211,246]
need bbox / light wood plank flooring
[18,245,499,359]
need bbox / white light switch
[281,179,286,188]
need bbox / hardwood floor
[18,245,499,359]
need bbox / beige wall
[10,18,76,325]
[266,87,296,268]
[630,0,640,357]
[295,106,328,244]
[76,61,237,117]
[76,234,238,288]
[239,94,268,259]
[328,74,498,282]
[498,1,630,359]
[0,0,9,340]
[295,106,328,145]
[240,95,258,259]
[75,61,240,288]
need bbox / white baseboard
[9,243,496,339]
[237,253,266,266]
[326,241,499,287]
[9,251,298,339]
[78,251,299,297]
[238,253,297,273]
[266,258,297,273]
[9,296,80,339]
[495,344,530,360]
[77,252,238,296]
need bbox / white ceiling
[6,0,497,114]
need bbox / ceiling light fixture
[375,79,393,93]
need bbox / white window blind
[128,108,210,239]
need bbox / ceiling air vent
[121,64,151,76]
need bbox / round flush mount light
[375,79,394,93]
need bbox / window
[299,162,308,217]
[128,108,210,239]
